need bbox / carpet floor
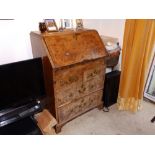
[59,100,155,135]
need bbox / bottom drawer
[58,90,103,123]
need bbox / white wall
[0,19,42,65]
[0,20,31,65]
[0,19,125,65]
[83,19,125,47]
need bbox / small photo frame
[62,19,73,29]
[44,19,58,32]
[76,19,83,29]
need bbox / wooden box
[30,29,107,133]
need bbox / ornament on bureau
[44,19,58,32]
[59,19,64,32]
[39,22,47,33]
[76,19,84,30]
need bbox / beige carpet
[59,100,155,135]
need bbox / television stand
[0,100,43,135]
[0,116,42,135]
[0,58,46,135]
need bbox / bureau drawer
[84,75,104,94]
[57,90,103,123]
[83,66,104,82]
[55,82,79,106]
[55,76,104,107]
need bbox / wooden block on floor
[35,109,57,135]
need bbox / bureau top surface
[31,29,107,68]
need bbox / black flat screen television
[0,58,46,111]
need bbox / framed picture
[44,19,58,32]
[62,19,73,29]
[144,53,155,102]
[76,19,83,29]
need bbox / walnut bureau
[30,29,107,133]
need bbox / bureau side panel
[30,32,57,119]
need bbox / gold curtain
[117,19,155,112]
